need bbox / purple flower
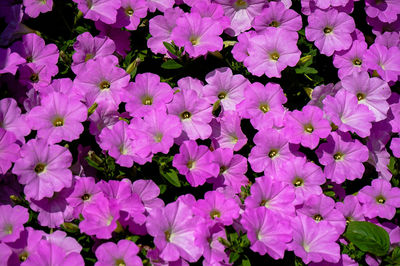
[23,0,53,18]
[171,12,223,58]
[95,240,142,266]
[123,73,173,118]
[95,21,131,56]
[211,111,247,152]
[132,179,164,213]
[71,32,116,74]
[252,1,302,33]
[173,140,219,187]
[79,194,120,239]
[12,139,73,201]
[364,43,400,83]
[357,179,400,220]
[146,0,174,12]
[147,7,184,55]
[0,205,28,243]
[88,104,120,137]
[305,9,355,56]
[236,82,287,130]
[308,83,340,108]
[316,132,369,184]
[245,175,295,218]
[333,40,368,79]
[194,223,228,265]
[146,200,202,262]
[365,0,400,23]
[0,48,25,75]
[391,137,400,158]
[193,190,240,226]
[203,67,249,111]
[375,31,400,48]
[231,30,256,63]
[275,156,325,205]
[0,98,29,143]
[114,0,148,31]
[28,92,87,144]
[167,88,213,140]
[244,28,301,78]
[283,105,331,149]
[18,63,57,90]
[73,0,120,24]
[340,71,391,121]
[335,195,365,223]
[191,1,230,30]
[0,129,20,174]
[323,89,375,138]
[241,207,292,259]
[287,214,341,264]
[5,227,43,265]
[74,55,130,108]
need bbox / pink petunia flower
[0,205,29,243]
[0,48,25,75]
[114,0,148,31]
[0,129,20,174]
[23,0,53,18]
[146,0,174,12]
[335,195,365,223]
[364,43,400,83]
[333,40,368,79]
[365,0,400,23]
[72,0,120,24]
[0,98,30,143]
[95,240,142,266]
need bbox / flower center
[141,95,153,105]
[210,209,221,219]
[4,224,13,235]
[324,27,333,34]
[313,214,323,222]
[115,259,126,266]
[84,53,93,62]
[165,230,171,242]
[352,58,362,66]
[333,152,344,161]
[260,199,269,207]
[293,177,304,187]
[52,117,64,127]
[219,165,228,174]
[356,92,365,101]
[34,163,46,174]
[19,251,28,262]
[269,20,280,27]
[81,193,91,201]
[26,56,33,63]
[106,215,114,226]
[30,73,39,83]
[180,111,191,120]
[218,91,227,99]
[304,124,314,133]
[119,145,128,155]
[270,52,280,61]
[259,103,270,113]
[230,134,238,143]
[190,36,199,46]
[99,81,111,90]
[186,160,196,169]
[268,149,278,158]
[234,0,248,9]
[154,132,163,143]
[125,7,134,16]
[376,195,386,204]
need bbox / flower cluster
[0,0,400,265]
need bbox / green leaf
[344,221,390,257]
[229,252,240,263]
[161,60,183,69]
[242,257,251,266]
[391,246,400,264]
[160,168,181,187]
[295,66,318,74]
[163,42,177,55]
[388,156,398,176]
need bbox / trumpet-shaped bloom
[12,139,73,201]
[73,0,120,24]
[0,48,25,74]
[114,0,147,30]
[364,43,400,83]
[0,129,20,174]
[333,40,368,79]
[23,0,53,18]
[0,98,30,143]
[0,205,29,243]
[95,240,142,266]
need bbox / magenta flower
[146,0,174,12]
[275,156,325,205]
[391,137,400,158]
[194,223,228,265]
[23,0,53,18]
[130,110,182,155]
[71,32,116,74]
[28,92,87,144]
[173,140,219,187]
[316,132,369,184]
[132,179,164,213]
[79,194,120,239]
[211,111,247,152]
[244,28,301,78]
[73,0,120,24]
[193,190,240,226]
[323,89,375,138]
[375,31,400,49]
[287,214,341,264]
[214,0,265,36]
[335,195,365,223]
[167,88,213,140]
[0,205,28,243]
[231,30,256,63]
[308,83,340,108]
[252,1,302,33]
[12,139,73,201]
[305,9,355,56]
[147,7,184,55]
[146,200,202,262]
[364,43,400,83]
[203,67,249,111]
[95,240,142,266]
[191,1,230,30]
[114,0,147,31]
[74,56,130,108]
[333,40,368,79]
[365,0,400,23]
[341,71,391,121]
[95,21,131,56]
[283,105,331,149]
[297,194,346,234]
[171,12,223,58]
[236,82,287,130]
[357,179,400,220]
[241,207,292,259]
[123,73,173,118]
[211,148,248,193]
[0,98,29,143]
[0,48,25,75]
[18,63,57,90]
[245,175,295,218]
[88,104,120,137]
[0,129,20,174]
